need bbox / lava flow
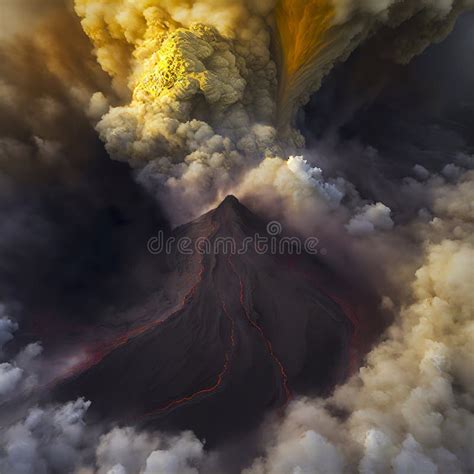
[51,196,354,437]
[143,299,236,418]
[53,223,220,385]
[227,255,292,405]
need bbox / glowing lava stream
[227,256,292,406]
[143,299,236,417]
[143,228,292,417]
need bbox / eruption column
[275,0,336,127]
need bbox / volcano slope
[54,196,358,441]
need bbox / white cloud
[0,363,23,396]
[0,398,91,474]
[346,203,394,236]
[143,432,204,474]
[0,305,18,353]
[96,427,158,474]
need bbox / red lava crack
[227,256,292,406]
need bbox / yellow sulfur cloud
[74,0,473,222]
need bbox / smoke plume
[73,0,473,224]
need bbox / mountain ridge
[53,195,358,443]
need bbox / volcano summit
[54,196,356,442]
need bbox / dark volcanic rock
[54,196,355,443]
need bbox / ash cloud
[75,0,280,224]
[74,0,473,224]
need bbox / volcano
[54,196,358,442]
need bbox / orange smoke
[275,0,336,128]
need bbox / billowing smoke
[0,396,207,474]
[74,0,279,223]
[74,0,473,224]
